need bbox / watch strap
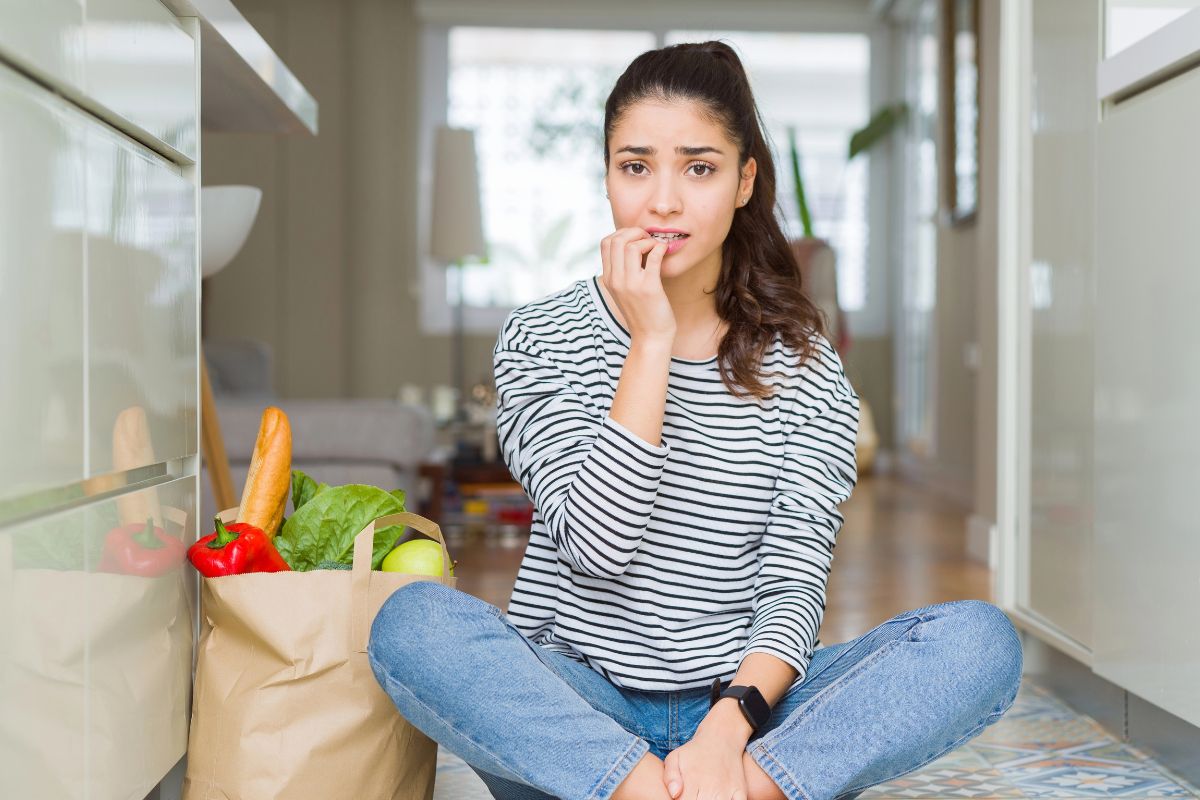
[709,678,771,733]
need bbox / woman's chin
[662,256,700,281]
[659,254,693,278]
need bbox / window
[445,28,654,309]
[419,24,884,336]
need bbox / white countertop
[162,0,318,134]
[1099,6,1200,102]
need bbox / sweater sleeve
[492,313,671,579]
[741,348,860,683]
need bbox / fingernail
[669,781,680,795]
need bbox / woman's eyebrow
[614,145,724,157]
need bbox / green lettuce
[290,469,330,513]
[275,470,408,571]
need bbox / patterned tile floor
[432,678,1199,799]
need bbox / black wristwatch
[709,678,771,734]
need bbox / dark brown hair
[603,41,827,401]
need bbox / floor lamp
[430,126,486,427]
[199,185,263,511]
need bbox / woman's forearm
[609,337,673,447]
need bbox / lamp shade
[200,185,263,278]
[430,126,486,263]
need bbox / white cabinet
[85,0,198,159]
[0,3,200,797]
[0,0,86,93]
[0,0,197,160]
[1094,63,1200,729]
[0,57,198,490]
[0,65,88,501]
[87,123,197,475]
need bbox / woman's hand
[600,227,676,344]
[662,730,750,800]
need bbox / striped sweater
[491,275,860,692]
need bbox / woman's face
[605,98,756,282]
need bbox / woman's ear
[740,157,757,199]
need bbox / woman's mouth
[648,232,689,255]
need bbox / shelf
[161,0,318,134]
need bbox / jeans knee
[953,600,1024,704]
[368,580,445,667]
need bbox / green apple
[380,539,454,577]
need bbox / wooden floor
[450,470,992,646]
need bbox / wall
[203,0,481,400]
[972,0,1000,532]
[894,0,1000,527]
[843,335,894,450]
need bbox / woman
[368,41,1023,800]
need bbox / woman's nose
[651,181,682,216]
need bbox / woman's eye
[689,163,714,177]
[623,163,647,175]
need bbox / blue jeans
[368,582,1023,800]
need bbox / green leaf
[787,126,814,239]
[276,484,406,571]
[290,469,330,513]
[10,508,108,571]
[848,102,909,160]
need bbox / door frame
[993,0,1030,614]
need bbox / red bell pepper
[187,516,292,577]
[98,518,187,577]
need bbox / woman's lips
[648,233,689,255]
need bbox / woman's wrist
[629,333,675,355]
[696,697,754,746]
[611,335,674,449]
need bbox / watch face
[719,685,771,731]
[740,687,771,730]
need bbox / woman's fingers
[601,228,648,290]
[600,228,675,340]
[619,237,659,283]
[642,239,667,283]
[601,234,611,286]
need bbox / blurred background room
[4,0,1200,797]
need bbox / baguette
[112,406,163,527]
[236,407,292,538]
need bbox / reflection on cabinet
[87,124,197,475]
[0,0,86,94]
[0,59,198,491]
[0,479,196,799]
[0,64,88,501]
[0,2,200,797]
[1094,63,1200,730]
[86,0,198,159]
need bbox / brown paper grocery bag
[0,507,192,800]
[182,509,456,800]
